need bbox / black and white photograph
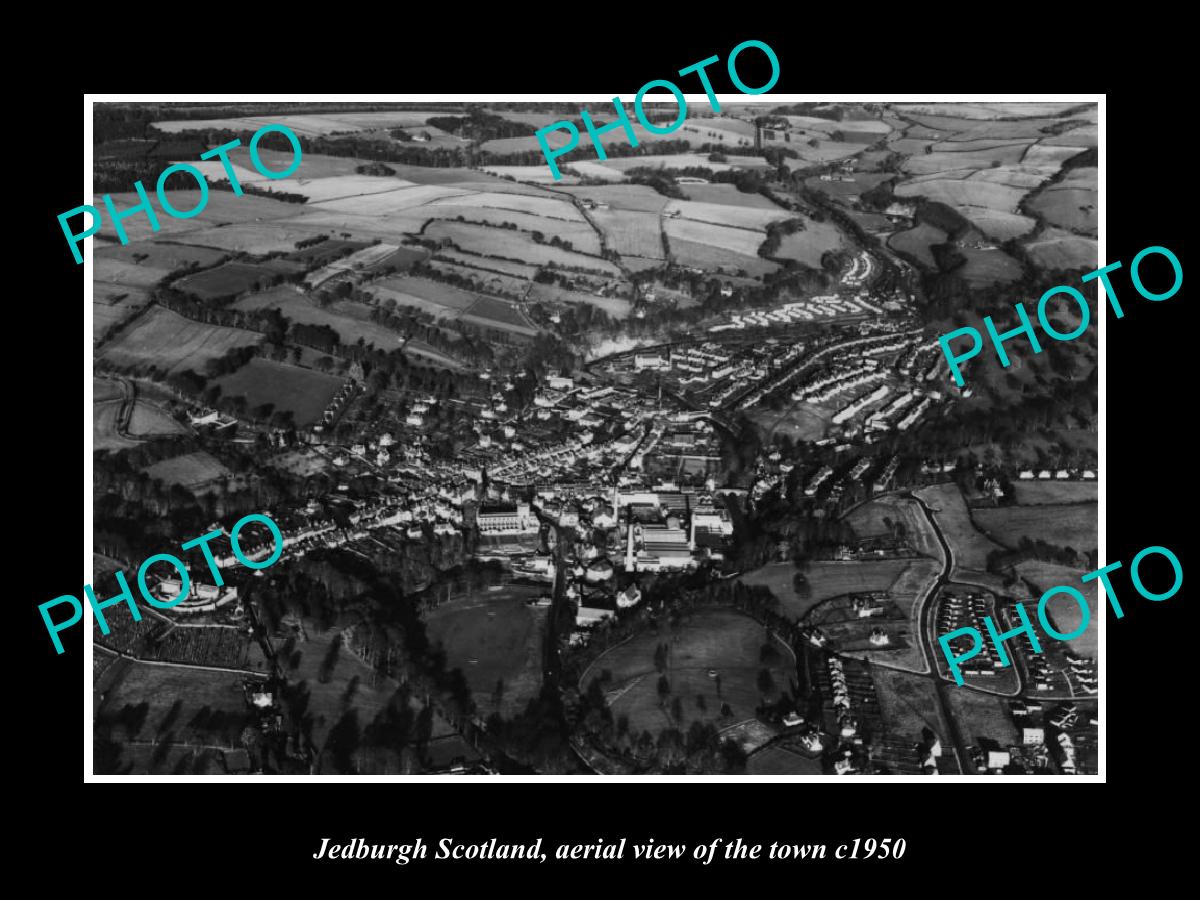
[82,96,1103,779]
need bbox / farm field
[404,338,466,370]
[665,200,792,231]
[93,286,151,342]
[774,220,846,267]
[232,286,405,349]
[100,306,263,376]
[581,608,794,737]
[1012,481,1097,504]
[846,495,944,561]
[958,247,1024,286]
[555,184,670,212]
[481,165,576,184]
[915,483,1005,576]
[664,217,764,258]
[143,450,230,490]
[166,222,322,254]
[94,658,260,751]
[962,208,1037,241]
[599,153,770,174]
[588,209,663,259]
[368,275,481,318]
[670,238,777,277]
[741,559,913,619]
[871,665,953,753]
[175,261,280,300]
[423,583,546,718]
[425,221,621,275]
[426,207,601,254]
[943,686,1019,749]
[746,745,823,775]
[462,295,539,335]
[894,176,1027,211]
[215,359,346,426]
[1023,228,1097,270]
[435,250,538,278]
[888,223,947,268]
[679,183,783,208]
[99,191,308,244]
[128,401,186,437]
[527,283,633,319]
[96,241,227,275]
[94,400,138,451]
[152,111,444,135]
[973,502,1097,553]
[1014,561,1098,657]
[279,622,400,769]
[1027,168,1098,235]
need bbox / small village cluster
[41,513,284,653]
[939,543,1182,686]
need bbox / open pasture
[973,502,1097,554]
[670,238,777,277]
[175,261,279,300]
[423,583,546,717]
[425,221,622,275]
[143,450,230,490]
[589,209,663,259]
[581,608,794,736]
[215,359,345,426]
[100,306,263,376]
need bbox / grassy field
[944,687,1019,749]
[958,247,1024,287]
[774,220,846,268]
[888,223,947,268]
[233,286,405,349]
[95,191,308,243]
[95,658,260,752]
[100,306,263,376]
[916,483,1005,576]
[582,608,793,737]
[423,583,546,718]
[279,621,400,769]
[527,283,633,319]
[741,559,913,619]
[589,209,663,259]
[1027,168,1097,236]
[746,745,823,774]
[665,199,792,231]
[96,241,226,273]
[143,450,229,490]
[425,221,621,275]
[128,401,187,437]
[216,358,346,426]
[1014,561,1098,657]
[175,261,279,300]
[670,238,777,278]
[93,286,151,343]
[973,502,1097,553]
[1023,228,1097,270]
[845,495,944,560]
[555,184,670,212]
[1012,481,1097,504]
[94,400,139,451]
[369,275,481,319]
[871,665,952,748]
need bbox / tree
[657,674,671,704]
[757,668,775,696]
